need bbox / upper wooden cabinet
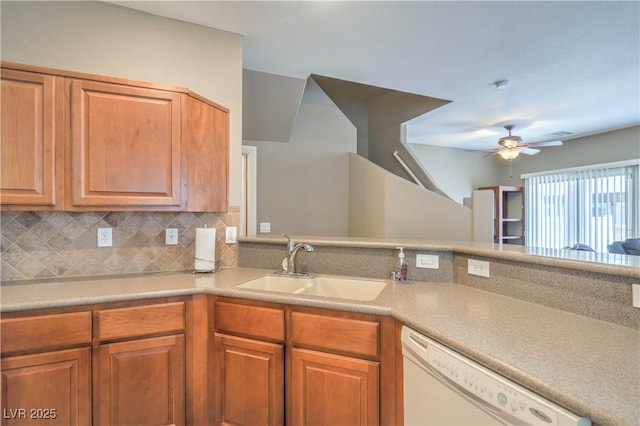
[0,62,229,212]
[68,79,183,209]
[184,93,229,212]
[0,68,63,209]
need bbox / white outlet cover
[468,259,490,278]
[97,228,112,248]
[633,284,640,309]
[225,226,237,244]
[416,254,439,269]
[259,222,271,233]
[165,228,178,245]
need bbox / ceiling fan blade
[526,140,563,148]
[522,147,541,155]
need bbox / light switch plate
[468,259,490,278]
[165,228,178,245]
[259,222,271,233]
[416,254,439,269]
[633,284,640,309]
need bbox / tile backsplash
[1,208,239,282]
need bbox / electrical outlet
[633,284,640,309]
[225,226,237,244]
[259,222,271,233]
[468,259,490,278]
[165,228,178,245]
[97,228,112,247]
[416,254,439,269]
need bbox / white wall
[349,154,472,240]
[348,153,387,238]
[1,1,243,207]
[243,80,357,236]
[409,143,504,203]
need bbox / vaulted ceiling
[111,1,640,151]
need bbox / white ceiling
[111,1,639,150]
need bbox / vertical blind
[524,161,639,253]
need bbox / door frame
[241,145,258,236]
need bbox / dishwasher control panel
[402,327,591,426]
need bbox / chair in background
[564,243,596,252]
[607,238,640,255]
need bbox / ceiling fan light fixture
[498,135,521,149]
[498,147,522,160]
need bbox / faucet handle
[282,233,295,253]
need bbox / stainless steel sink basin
[235,274,387,301]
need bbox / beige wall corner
[348,154,472,240]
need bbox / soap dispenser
[395,247,408,283]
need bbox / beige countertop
[1,268,638,426]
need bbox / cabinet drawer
[97,302,185,341]
[290,312,379,358]
[1,311,92,354]
[215,301,285,342]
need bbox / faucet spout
[280,234,314,275]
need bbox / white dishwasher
[401,326,591,426]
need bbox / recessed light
[494,79,510,89]
[545,131,573,138]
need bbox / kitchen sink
[235,274,387,301]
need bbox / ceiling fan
[489,124,563,160]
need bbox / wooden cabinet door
[0,68,60,208]
[290,348,379,426]
[94,334,185,426]
[68,79,183,209]
[184,94,229,212]
[213,333,284,426]
[1,347,91,426]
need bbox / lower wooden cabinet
[0,294,398,426]
[213,333,284,426]
[1,347,91,426]
[213,298,396,426]
[290,347,379,426]
[93,334,185,426]
[0,299,195,426]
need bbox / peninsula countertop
[239,235,640,279]
[1,268,638,426]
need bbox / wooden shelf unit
[479,185,525,245]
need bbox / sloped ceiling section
[311,74,450,156]
[310,74,452,199]
[243,69,306,142]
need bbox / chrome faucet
[280,234,314,276]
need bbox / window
[523,161,639,253]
